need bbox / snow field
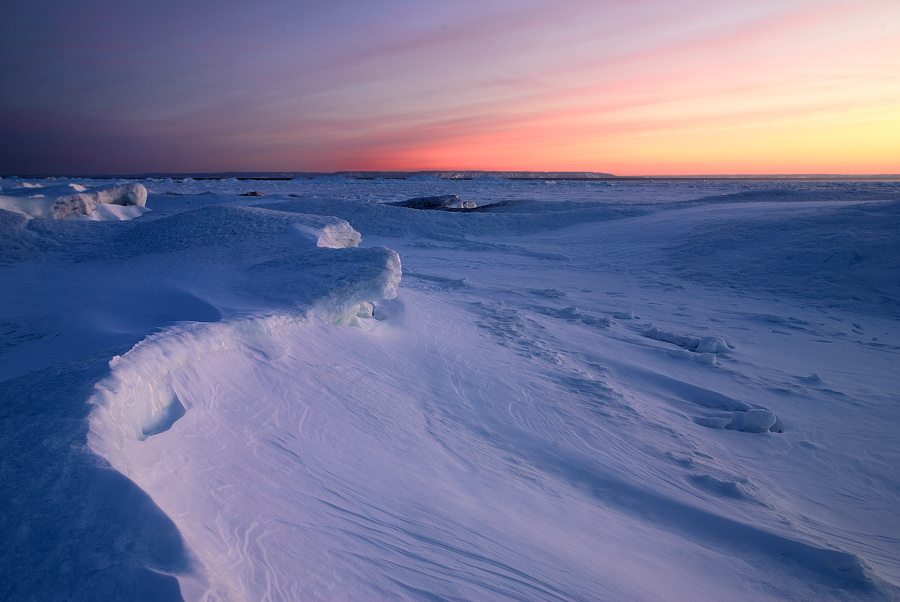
[2,176,899,600]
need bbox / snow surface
[1,175,899,600]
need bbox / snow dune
[1,176,899,600]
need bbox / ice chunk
[388,194,477,210]
[695,336,730,354]
[292,219,361,248]
[0,183,148,220]
[695,352,717,365]
[644,326,733,354]
[731,409,779,433]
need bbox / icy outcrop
[696,408,784,434]
[732,408,780,433]
[0,182,148,219]
[643,326,733,354]
[388,194,477,210]
[292,218,362,248]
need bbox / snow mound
[0,209,61,265]
[117,205,358,255]
[0,183,148,220]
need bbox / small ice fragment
[696,336,731,353]
[741,409,778,433]
[695,352,717,365]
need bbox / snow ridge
[89,264,399,446]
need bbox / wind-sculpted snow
[86,206,399,443]
[88,251,399,446]
[90,317,282,444]
[0,202,398,383]
[107,204,359,255]
[3,178,900,600]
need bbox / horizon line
[3,170,899,182]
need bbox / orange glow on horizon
[307,1,900,176]
[343,102,900,176]
[5,0,896,175]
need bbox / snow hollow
[1,175,899,601]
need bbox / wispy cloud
[2,0,896,174]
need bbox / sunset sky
[1,0,897,175]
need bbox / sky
[1,0,897,176]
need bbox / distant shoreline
[3,171,899,182]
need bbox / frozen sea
[1,175,899,600]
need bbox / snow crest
[89,316,281,445]
[89,267,400,446]
[87,204,400,449]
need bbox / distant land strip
[4,171,899,182]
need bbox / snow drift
[84,205,399,444]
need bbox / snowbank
[90,292,399,446]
